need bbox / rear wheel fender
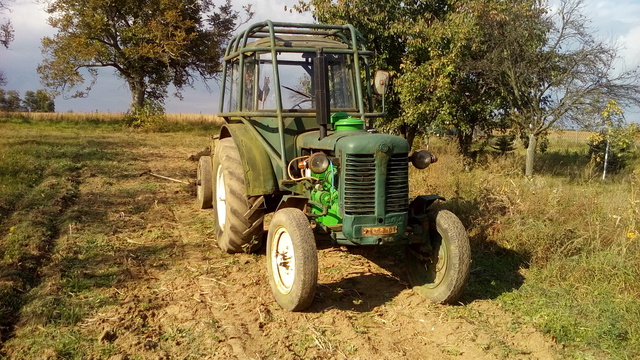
[219,124,277,197]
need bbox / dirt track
[2,130,559,359]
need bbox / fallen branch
[140,170,190,184]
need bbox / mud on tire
[212,138,265,253]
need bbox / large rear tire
[267,208,318,311]
[212,138,265,253]
[406,209,470,304]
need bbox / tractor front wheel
[267,208,318,311]
[212,138,265,253]
[406,209,470,304]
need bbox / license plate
[362,226,398,236]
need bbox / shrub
[587,124,637,174]
[491,134,516,154]
[123,101,166,129]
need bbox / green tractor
[196,21,471,311]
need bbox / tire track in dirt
[80,139,559,359]
[0,169,80,346]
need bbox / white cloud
[592,0,640,25]
[586,1,640,57]
[12,1,51,35]
[619,25,640,66]
[2,1,50,96]
[249,0,313,24]
[585,0,640,122]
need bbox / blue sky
[1,0,639,121]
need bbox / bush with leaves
[588,125,638,173]
[124,101,166,129]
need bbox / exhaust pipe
[314,49,330,140]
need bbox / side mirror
[374,70,390,95]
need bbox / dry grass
[0,111,226,125]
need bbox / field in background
[0,115,639,359]
[0,111,226,126]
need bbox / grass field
[0,114,639,359]
[0,116,218,358]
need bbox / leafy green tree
[38,0,250,113]
[0,0,14,86]
[395,0,515,155]
[482,0,640,177]
[298,0,517,153]
[0,89,23,111]
[296,0,451,147]
[23,90,55,112]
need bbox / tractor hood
[296,130,410,155]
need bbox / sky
[1,0,640,119]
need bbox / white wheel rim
[271,226,295,294]
[215,164,226,228]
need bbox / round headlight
[308,152,330,174]
[410,150,437,169]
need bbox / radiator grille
[386,154,409,213]
[344,154,376,215]
[343,153,409,216]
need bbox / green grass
[0,126,89,339]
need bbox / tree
[0,89,23,111]
[0,0,12,49]
[1,0,14,86]
[394,0,516,156]
[298,0,517,153]
[23,90,55,112]
[38,0,249,113]
[297,0,452,147]
[483,0,640,177]
[588,100,636,177]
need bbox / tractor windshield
[242,51,357,112]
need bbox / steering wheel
[282,85,312,99]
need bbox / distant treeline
[0,89,55,112]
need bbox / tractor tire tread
[213,138,265,253]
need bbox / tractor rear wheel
[267,208,317,311]
[406,209,470,304]
[212,138,265,253]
